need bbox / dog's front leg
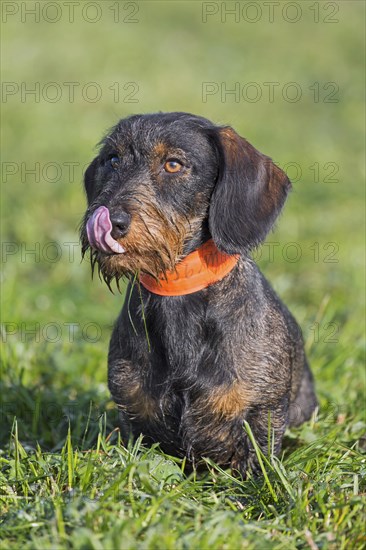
[231,399,289,477]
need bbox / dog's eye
[108,156,120,170]
[164,159,183,174]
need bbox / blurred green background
[1,1,365,434]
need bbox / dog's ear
[208,127,291,254]
[84,157,100,204]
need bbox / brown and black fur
[80,112,317,476]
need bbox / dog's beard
[81,202,189,289]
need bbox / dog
[81,112,317,476]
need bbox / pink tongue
[86,206,126,255]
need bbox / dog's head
[80,112,291,284]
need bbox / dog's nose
[110,211,131,239]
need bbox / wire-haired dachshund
[81,112,317,476]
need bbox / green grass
[1,1,365,548]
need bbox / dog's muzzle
[86,206,126,255]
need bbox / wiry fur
[80,112,317,476]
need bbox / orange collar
[139,240,240,296]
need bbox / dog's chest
[109,285,264,462]
[126,297,238,434]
